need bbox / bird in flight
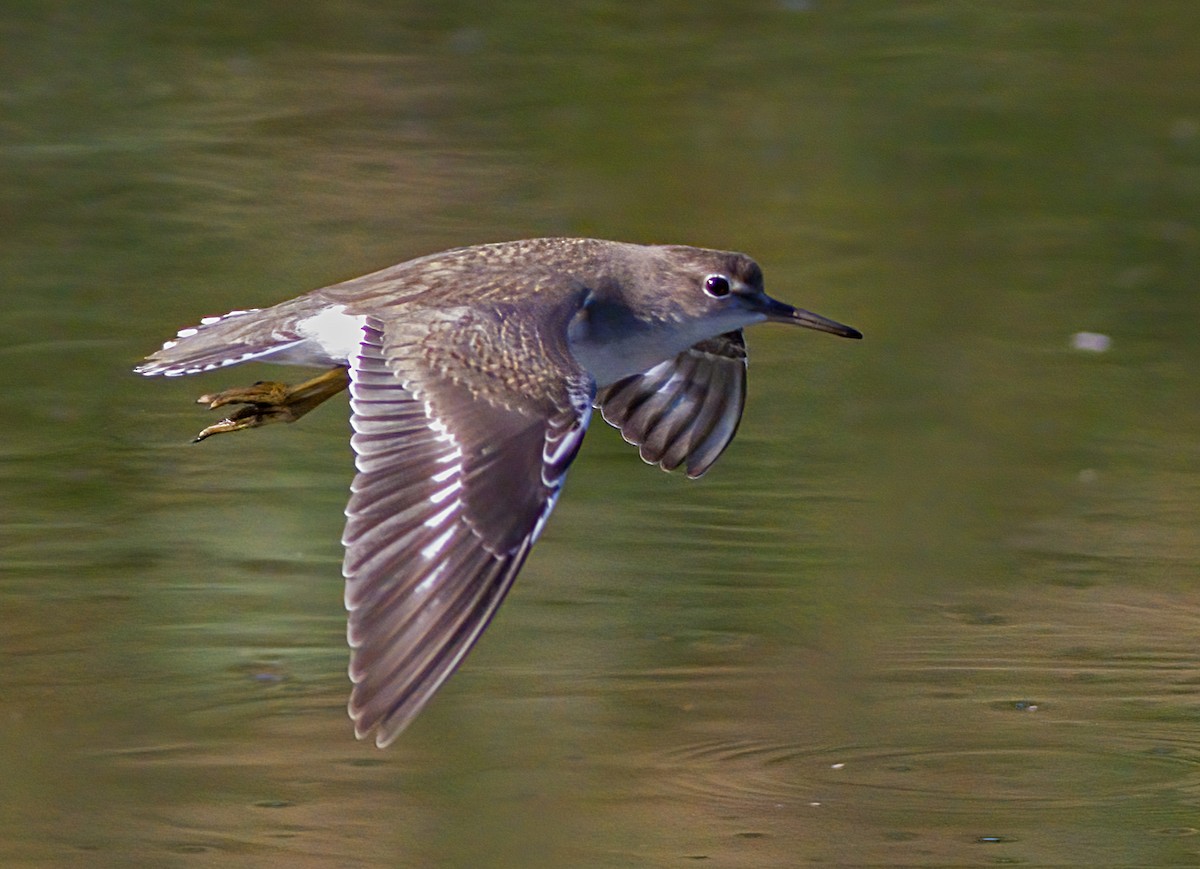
[136,238,861,746]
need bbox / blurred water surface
[2,1,1199,866]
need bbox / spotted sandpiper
[137,237,861,746]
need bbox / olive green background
[2,2,1198,865]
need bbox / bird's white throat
[568,307,766,387]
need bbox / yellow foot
[193,366,350,443]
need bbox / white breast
[569,308,765,387]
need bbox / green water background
[2,2,1199,865]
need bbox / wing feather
[596,331,748,478]
[342,319,591,746]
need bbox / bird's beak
[758,296,863,339]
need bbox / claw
[197,381,292,411]
[194,405,282,442]
[190,367,351,443]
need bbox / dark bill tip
[760,297,862,339]
[793,308,863,339]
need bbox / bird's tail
[135,296,325,378]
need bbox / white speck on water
[1071,332,1111,352]
[1170,117,1199,143]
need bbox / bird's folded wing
[595,330,747,478]
[343,318,592,746]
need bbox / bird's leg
[193,366,351,443]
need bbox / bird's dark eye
[703,274,731,298]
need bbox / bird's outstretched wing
[595,331,747,478]
[343,318,592,746]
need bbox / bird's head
[636,244,862,340]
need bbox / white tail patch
[297,305,368,362]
